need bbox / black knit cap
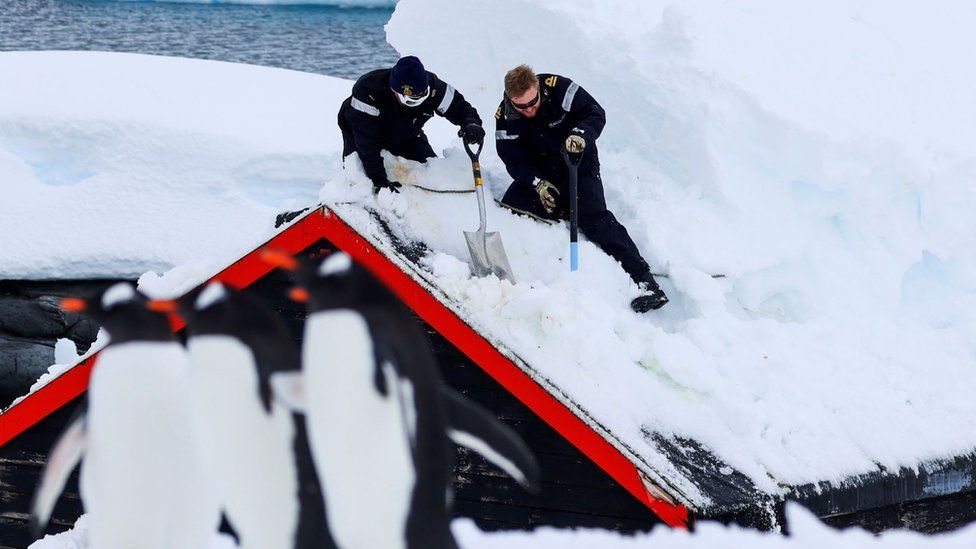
[390,56,429,97]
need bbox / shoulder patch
[545,75,558,88]
[495,106,502,120]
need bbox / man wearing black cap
[338,56,485,194]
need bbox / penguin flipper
[270,371,307,412]
[32,413,87,538]
[442,388,541,493]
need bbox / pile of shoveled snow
[374,0,976,496]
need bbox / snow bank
[27,505,976,548]
[383,0,976,495]
[0,51,347,279]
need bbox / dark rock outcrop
[0,280,120,407]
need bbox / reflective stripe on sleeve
[495,130,519,140]
[562,82,579,112]
[351,97,380,116]
[436,84,456,115]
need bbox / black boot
[631,272,669,313]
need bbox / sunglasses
[510,89,540,110]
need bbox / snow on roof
[381,0,976,499]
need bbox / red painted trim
[0,359,95,447]
[316,209,690,528]
[212,211,330,290]
[0,211,325,447]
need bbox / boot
[631,272,669,313]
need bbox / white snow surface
[26,505,976,548]
[0,51,343,280]
[2,0,976,513]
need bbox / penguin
[266,250,541,549]
[175,281,338,549]
[32,282,219,549]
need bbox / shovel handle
[464,140,484,188]
[463,139,488,231]
[561,147,582,168]
[562,148,580,271]
[464,139,483,161]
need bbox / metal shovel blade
[464,228,516,283]
[462,140,516,283]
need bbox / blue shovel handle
[562,148,581,272]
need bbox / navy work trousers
[500,164,650,283]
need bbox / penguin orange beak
[147,299,186,331]
[147,299,179,314]
[289,286,310,303]
[260,248,299,271]
[60,298,87,312]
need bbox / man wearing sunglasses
[339,56,485,194]
[494,65,668,313]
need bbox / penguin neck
[105,327,176,345]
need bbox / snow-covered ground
[27,505,976,548]
[0,51,343,279]
[5,0,976,545]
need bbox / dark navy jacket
[494,73,606,186]
[339,68,481,185]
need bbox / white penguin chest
[303,310,416,549]
[185,335,296,465]
[84,341,203,544]
[184,335,299,544]
[88,342,190,445]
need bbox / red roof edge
[0,206,690,528]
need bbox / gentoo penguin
[175,282,338,549]
[266,250,540,549]
[32,282,219,549]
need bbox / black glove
[565,128,586,154]
[373,179,402,194]
[459,123,486,146]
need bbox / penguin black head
[261,248,395,313]
[61,282,174,344]
[176,282,296,347]
[296,252,396,313]
[175,282,235,337]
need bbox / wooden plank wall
[0,400,83,549]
